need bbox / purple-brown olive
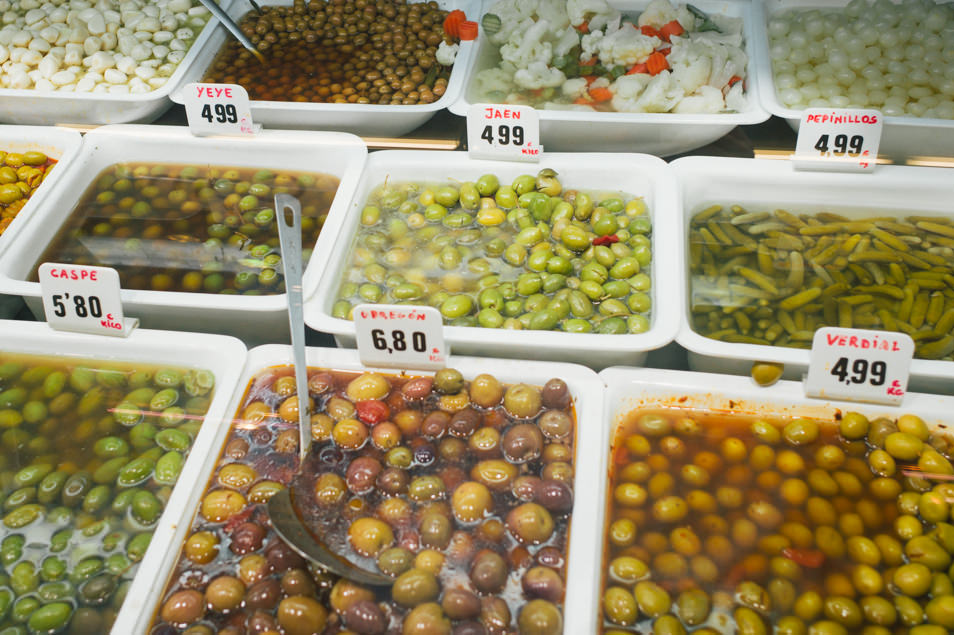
[536,479,574,513]
[442,587,482,620]
[229,522,266,555]
[453,621,488,635]
[245,578,281,611]
[541,378,570,410]
[346,456,383,495]
[308,371,335,395]
[536,546,565,569]
[280,568,316,597]
[330,579,375,614]
[470,550,508,594]
[160,589,205,625]
[422,411,450,440]
[502,424,544,464]
[449,408,480,438]
[419,511,452,549]
[512,475,541,502]
[342,599,387,635]
[401,376,433,400]
[377,466,409,495]
[522,566,565,602]
[265,539,305,574]
[246,609,279,634]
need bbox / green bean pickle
[29,163,340,295]
[335,169,653,334]
[689,205,954,360]
[0,354,215,633]
[602,408,954,634]
[150,367,577,634]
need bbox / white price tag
[804,327,913,405]
[354,304,448,371]
[793,108,883,171]
[182,83,257,136]
[467,103,542,162]
[38,263,137,337]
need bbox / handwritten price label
[793,108,883,172]
[38,264,137,337]
[467,103,542,162]
[804,327,913,405]
[182,83,256,137]
[354,304,447,371]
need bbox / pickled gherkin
[0,353,215,632]
[689,205,954,360]
[334,170,654,333]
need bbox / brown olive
[470,374,504,408]
[503,384,542,419]
[377,466,410,495]
[160,589,205,625]
[224,437,249,459]
[535,479,573,513]
[439,437,468,463]
[502,423,544,463]
[452,621,487,635]
[378,547,414,577]
[470,550,509,594]
[343,599,387,634]
[480,597,512,632]
[449,408,481,438]
[541,378,570,410]
[281,568,316,597]
[518,599,563,635]
[522,566,565,602]
[229,522,266,555]
[276,595,328,635]
[419,511,452,549]
[512,475,541,502]
[246,610,279,634]
[237,554,270,586]
[307,371,335,395]
[245,578,281,611]
[442,587,482,620]
[422,410,450,439]
[347,456,383,494]
[392,567,440,607]
[401,376,434,400]
[206,575,245,613]
[265,539,305,574]
[538,410,572,440]
[469,427,502,458]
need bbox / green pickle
[601,407,954,633]
[689,205,954,361]
[334,169,654,333]
[0,353,214,631]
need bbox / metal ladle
[267,194,392,587]
[197,0,266,64]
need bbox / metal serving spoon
[197,0,266,64]
[267,194,392,587]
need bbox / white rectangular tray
[304,149,680,368]
[0,319,247,635]
[117,344,605,634]
[449,0,769,155]
[172,0,479,137]
[671,155,954,395]
[0,124,367,343]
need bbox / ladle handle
[275,193,311,464]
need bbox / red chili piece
[782,547,825,568]
[592,234,620,246]
[356,399,390,424]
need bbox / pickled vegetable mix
[473,0,747,113]
[152,367,577,634]
[602,408,954,633]
[334,169,653,334]
[0,150,56,236]
[0,355,215,633]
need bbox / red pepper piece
[356,399,390,424]
[782,547,825,568]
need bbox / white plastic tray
[671,155,954,395]
[450,0,769,155]
[595,366,954,631]
[118,344,605,635]
[304,150,680,368]
[0,320,247,635]
[752,0,954,162]
[0,2,229,125]
[0,124,367,343]
[173,0,479,137]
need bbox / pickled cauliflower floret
[597,24,661,67]
[514,61,567,89]
[476,0,747,113]
[436,42,459,66]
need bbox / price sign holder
[792,108,883,172]
[38,263,137,338]
[353,304,448,371]
[181,82,259,137]
[804,327,913,406]
[467,103,542,163]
